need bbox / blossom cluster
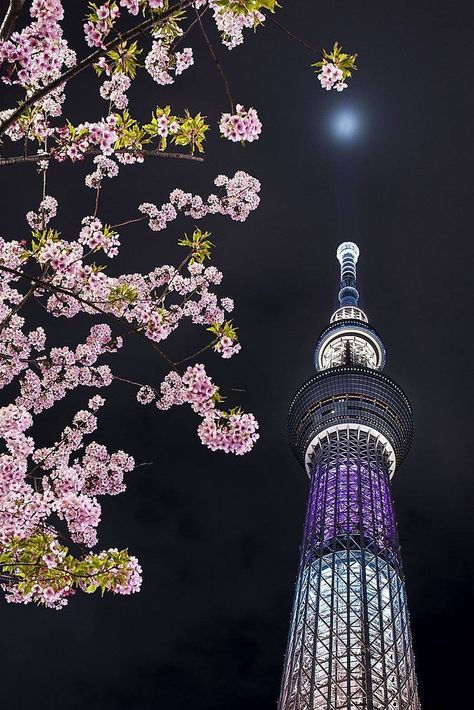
[171,170,261,222]
[145,41,194,86]
[55,115,119,160]
[26,195,58,229]
[0,0,75,119]
[317,63,348,92]
[16,325,121,414]
[99,71,131,109]
[198,410,259,455]
[84,2,121,48]
[0,396,140,607]
[215,335,241,359]
[137,364,259,455]
[137,171,260,231]
[206,0,266,50]
[118,0,165,16]
[219,104,262,143]
[79,217,120,257]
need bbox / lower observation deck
[288,367,414,475]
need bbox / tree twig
[171,3,208,52]
[0,265,49,334]
[112,374,159,394]
[0,147,204,166]
[109,216,146,229]
[175,336,219,366]
[0,0,26,41]
[267,15,321,56]
[195,8,235,113]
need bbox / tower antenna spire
[337,241,360,307]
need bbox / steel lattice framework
[278,243,420,710]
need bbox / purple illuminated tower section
[278,243,420,709]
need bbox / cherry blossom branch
[93,186,101,219]
[155,252,193,306]
[0,263,177,370]
[195,9,235,113]
[0,351,45,365]
[0,148,204,167]
[0,283,36,332]
[112,372,243,399]
[26,428,73,479]
[112,374,159,395]
[109,216,146,229]
[175,336,219,366]
[0,0,26,41]
[0,265,49,333]
[1,562,122,580]
[0,0,196,137]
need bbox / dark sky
[1,1,473,708]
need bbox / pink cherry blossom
[120,0,139,15]
[208,0,265,50]
[198,410,259,455]
[215,335,241,359]
[26,195,58,229]
[317,63,347,92]
[219,104,262,143]
[99,72,131,109]
[145,41,194,85]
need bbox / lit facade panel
[278,431,419,710]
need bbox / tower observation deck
[278,243,420,709]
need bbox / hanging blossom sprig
[139,171,261,229]
[312,41,357,92]
[203,0,277,50]
[137,364,259,455]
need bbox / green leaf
[107,41,142,79]
[172,111,209,155]
[178,228,213,263]
[312,41,357,81]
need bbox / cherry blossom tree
[0,0,356,609]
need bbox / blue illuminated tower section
[278,243,420,709]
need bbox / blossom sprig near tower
[0,0,358,609]
[312,41,357,92]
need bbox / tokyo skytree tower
[278,243,420,710]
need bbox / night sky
[1,1,473,708]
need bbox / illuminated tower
[278,243,420,709]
